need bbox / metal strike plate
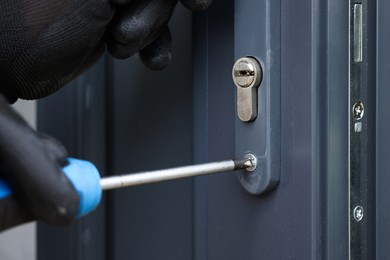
[349,1,368,259]
[233,0,281,195]
[232,57,262,122]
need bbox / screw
[352,101,364,120]
[353,206,364,222]
[244,153,257,172]
[232,58,258,88]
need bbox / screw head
[352,101,364,120]
[353,206,364,222]
[232,57,262,88]
[244,153,257,172]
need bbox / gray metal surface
[192,11,209,260]
[194,0,314,258]
[193,0,358,258]
[107,6,194,260]
[234,0,281,195]
[325,0,350,258]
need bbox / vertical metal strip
[192,10,210,260]
[234,0,281,195]
[104,54,116,260]
[349,1,368,259]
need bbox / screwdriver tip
[244,159,254,167]
[233,154,257,171]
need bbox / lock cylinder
[232,57,263,122]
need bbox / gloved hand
[0,95,80,231]
[0,0,212,103]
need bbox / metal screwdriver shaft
[100,155,256,191]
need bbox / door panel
[193,0,314,259]
[37,0,380,259]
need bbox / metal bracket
[234,0,281,195]
[349,1,368,259]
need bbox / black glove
[0,0,212,103]
[0,95,80,230]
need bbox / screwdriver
[100,155,256,190]
[0,154,256,219]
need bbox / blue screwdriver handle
[0,158,102,218]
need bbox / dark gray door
[37,0,384,259]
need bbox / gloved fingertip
[180,0,212,11]
[37,133,68,166]
[140,49,172,71]
[46,184,80,225]
[107,39,139,59]
[109,0,177,45]
[139,28,172,71]
[111,17,148,44]
[23,166,81,226]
